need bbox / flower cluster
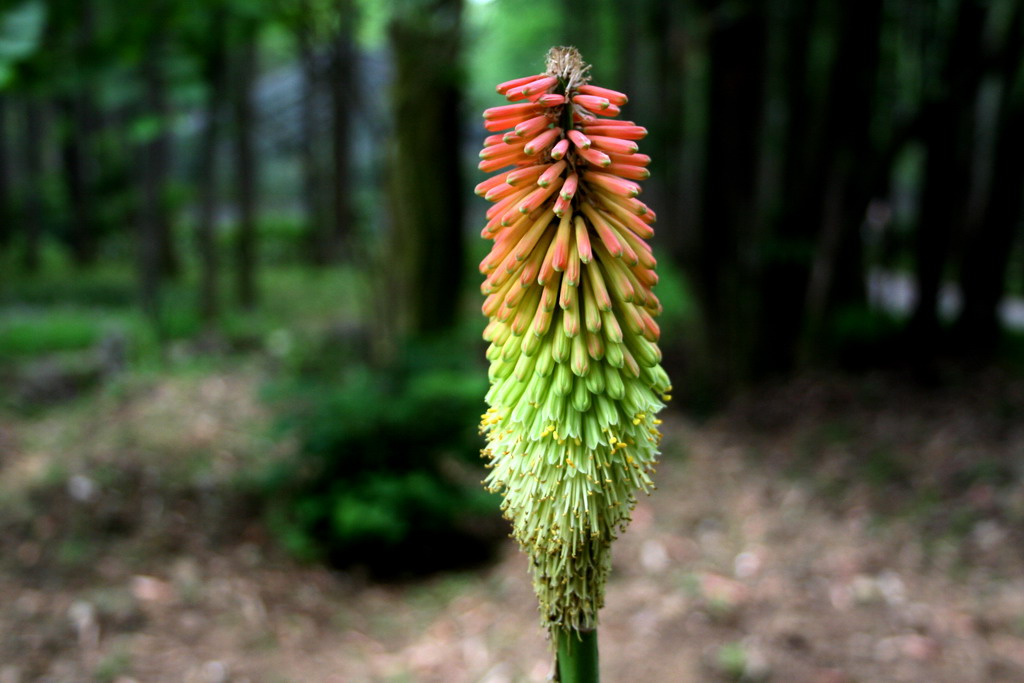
[477,47,671,633]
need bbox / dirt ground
[2,367,1024,682]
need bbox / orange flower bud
[567,129,591,149]
[496,73,546,95]
[577,84,629,106]
[550,138,570,160]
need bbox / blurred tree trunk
[613,0,640,94]
[328,0,357,261]
[142,16,180,280]
[149,54,179,278]
[58,94,98,267]
[954,4,1024,356]
[0,97,10,248]
[296,0,329,265]
[561,0,598,63]
[138,21,174,337]
[753,0,883,372]
[58,0,99,268]
[21,98,45,273]
[800,0,883,360]
[757,0,819,372]
[388,0,465,337]
[648,0,688,262]
[196,8,229,328]
[695,0,766,391]
[909,0,987,352]
[139,119,165,340]
[233,17,259,310]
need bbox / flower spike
[475,47,671,645]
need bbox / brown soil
[2,368,1023,682]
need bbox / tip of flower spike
[545,47,591,86]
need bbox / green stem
[556,627,599,683]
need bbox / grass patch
[0,309,110,357]
[0,263,363,367]
[94,645,134,683]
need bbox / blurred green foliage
[0,0,46,86]
[0,309,107,356]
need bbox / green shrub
[263,336,499,575]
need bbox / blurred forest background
[2,0,1024,681]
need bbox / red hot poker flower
[476,46,672,635]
